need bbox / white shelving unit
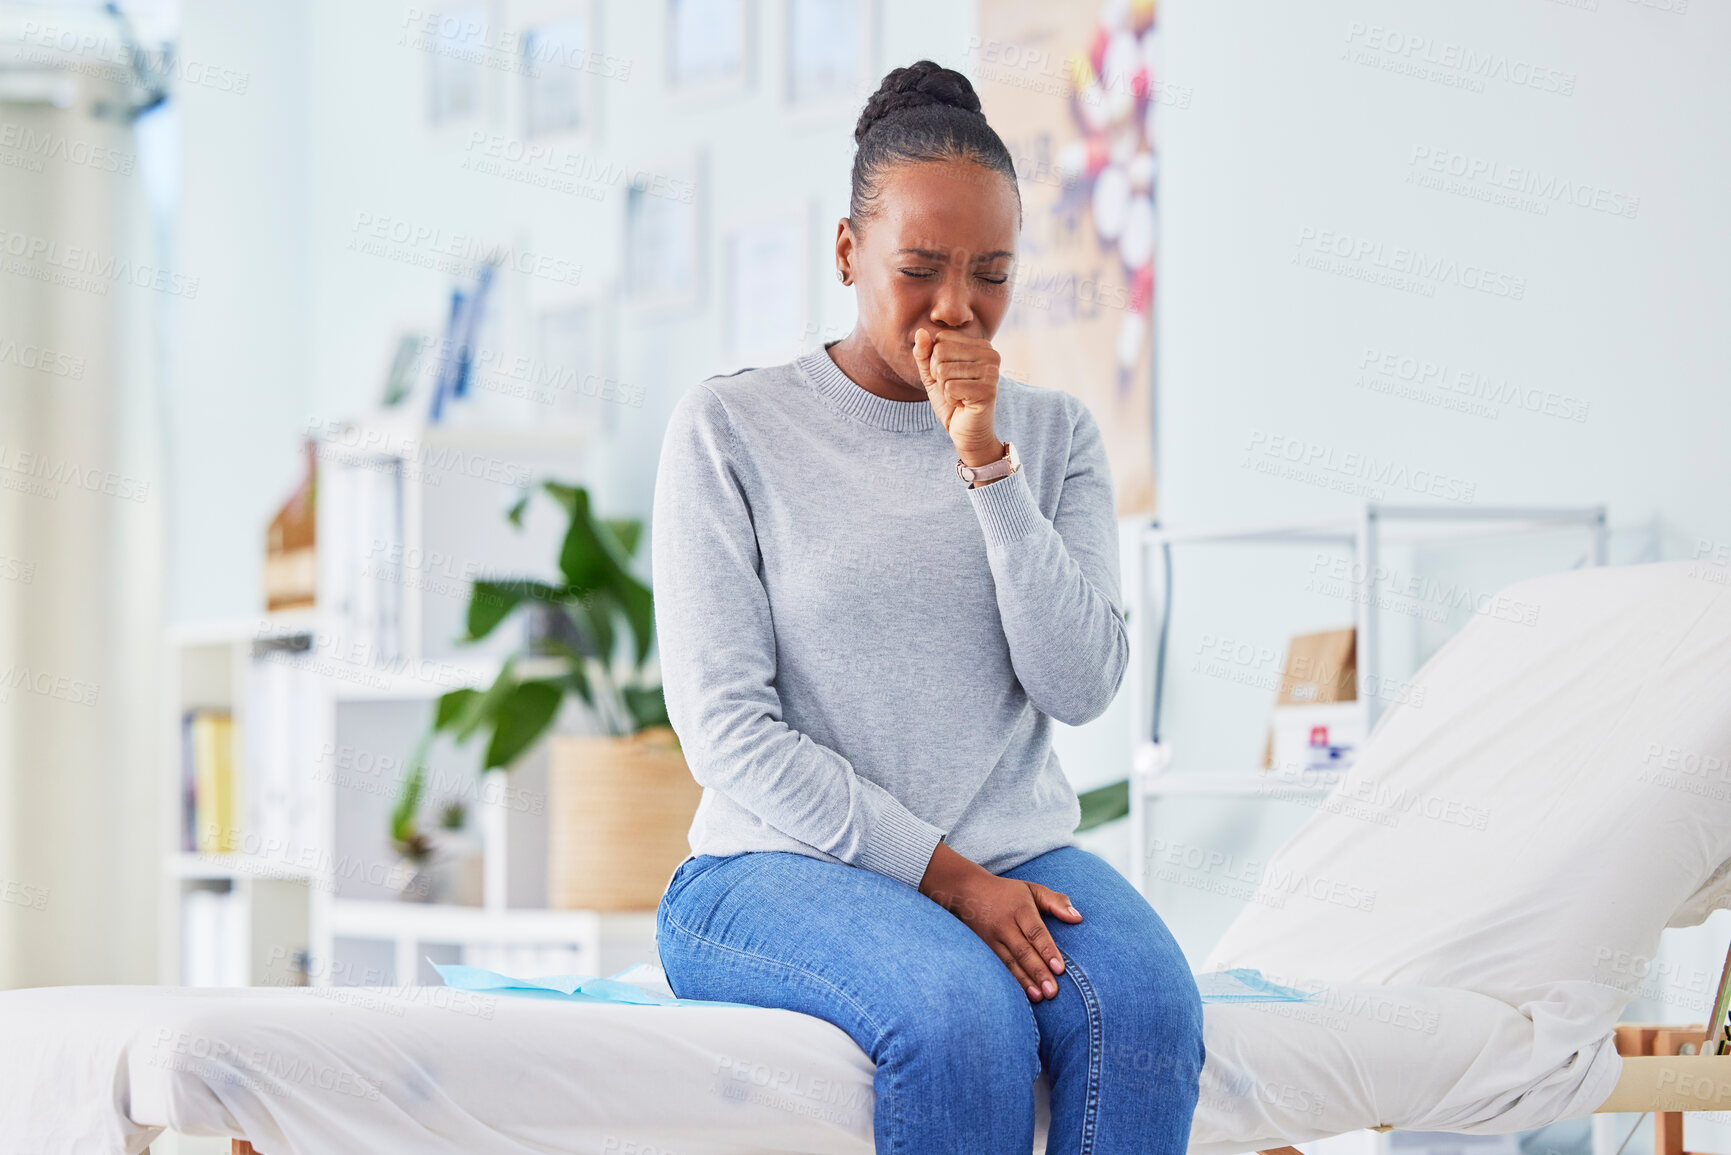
[160,421,661,990]
[160,612,319,988]
[1123,503,1609,897]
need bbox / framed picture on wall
[724,204,812,367]
[667,0,753,97]
[537,299,616,437]
[784,0,873,108]
[623,151,703,313]
[521,5,598,139]
[426,0,490,124]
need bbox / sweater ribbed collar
[797,342,942,433]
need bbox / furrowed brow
[895,247,1014,263]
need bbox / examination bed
[3,559,1729,1155]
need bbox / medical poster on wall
[973,0,1165,515]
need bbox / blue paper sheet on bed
[432,961,1315,1007]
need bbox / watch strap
[956,441,1020,485]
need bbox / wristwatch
[956,441,1021,486]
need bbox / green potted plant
[390,481,697,909]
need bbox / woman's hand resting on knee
[918,842,1083,1003]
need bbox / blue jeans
[656,845,1204,1155]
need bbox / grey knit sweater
[651,343,1127,890]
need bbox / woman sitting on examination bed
[651,60,1204,1155]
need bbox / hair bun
[854,60,982,145]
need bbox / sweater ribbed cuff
[966,468,1045,547]
[854,802,946,890]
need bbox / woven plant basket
[547,726,700,911]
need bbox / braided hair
[850,60,1022,232]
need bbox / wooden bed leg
[1258,1147,1306,1155]
[1655,1111,1685,1155]
[232,1141,259,1155]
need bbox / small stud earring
[836,269,847,283]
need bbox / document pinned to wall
[522,8,596,139]
[784,0,872,106]
[668,0,752,94]
[425,1,489,124]
[624,152,703,313]
[725,208,810,367]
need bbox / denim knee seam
[1059,947,1105,1155]
[661,911,892,1044]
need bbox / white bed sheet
[0,982,956,1155]
[1192,560,1731,1151]
[0,969,1621,1155]
[1191,980,1619,1155]
[0,970,1385,1155]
